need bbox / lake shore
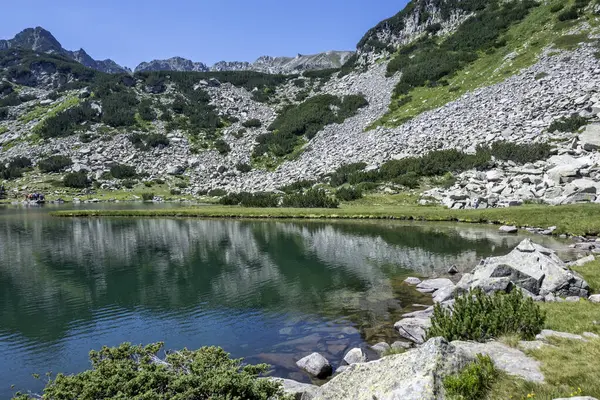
[50,202,600,237]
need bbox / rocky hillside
[0,27,129,74]
[1,0,600,206]
[135,51,355,74]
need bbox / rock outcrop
[314,337,473,400]
[457,239,590,298]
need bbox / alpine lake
[0,203,577,398]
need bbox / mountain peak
[0,27,129,74]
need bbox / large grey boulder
[579,124,600,151]
[553,397,598,400]
[296,353,332,379]
[394,317,432,344]
[452,341,544,383]
[314,337,473,400]
[416,278,455,293]
[457,239,589,298]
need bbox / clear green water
[0,204,572,397]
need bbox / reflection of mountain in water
[0,214,567,344]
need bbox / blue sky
[0,0,407,69]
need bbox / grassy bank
[50,202,600,236]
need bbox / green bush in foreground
[12,342,288,400]
[427,289,546,342]
[443,354,497,400]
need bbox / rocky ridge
[134,51,355,74]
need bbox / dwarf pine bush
[12,343,289,400]
[426,289,545,342]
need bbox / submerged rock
[394,317,432,344]
[296,352,332,379]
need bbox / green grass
[372,1,595,129]
[572,258,600,293]
[50,201,600,236]
[0,126,7,135]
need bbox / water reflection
[0,207,571,396]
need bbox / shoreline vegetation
[50,202,600,237]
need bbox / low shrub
[170,188,181,195]
[548,113,588,132]
[550,3,565,13]
[63,171,90,188]
[110,164,137,179]
[535,72,549,80]
[11,342,287,400]
[443,354,497,400]
[489,141,553,164]
[38,155,72,173]
[335,186,363,201]
[219,192,279,207]
[242,118,262,128]
[208,188,227,197]
[394,172,421,189]
[8,156,32,169]
[122,179,136,189]
[426,289,546,342]
[0,107,8,120]
[278,179,316,194]
[236,162,252,173]
[142,192,155,201]
[0,164,22,180]
[214,139,231,155]
[282,188,339,208]
[175,181,189,189]
[329,162,367,187]
[557,7,580,21]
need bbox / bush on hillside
[443,355,497,400]
[550,3,565,12]
[426,289,546,342]
[8,156,32,169]
[329,162,367,187]
[235,162,252,173]
[0,107,8,120]
[557,7,580,21]
[142,192,155,201]
[219,192,280,207]
[281,188,339,208]
[101,91,139,127]
[39,101,99,138]
[214,139,231,155]
[548,113,588,133]
[0,164,22,180]
[335,186,363,201]
[254,94,368,158]
[489,141,552,164]
[11,343,288,400]
[137,99,156,121]
[242,118,262,128]
[110,164,137,179]
[38,155,72,173]
[278,179,316,194]
[130,133,170,150]
[63,171,90,188]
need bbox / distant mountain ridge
[0,27,130,74]
[0,27,355,76]
[134,51,355,74]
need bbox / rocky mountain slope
[0,27,129,74]
[135,51,355,74]
[1,0,600,207]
